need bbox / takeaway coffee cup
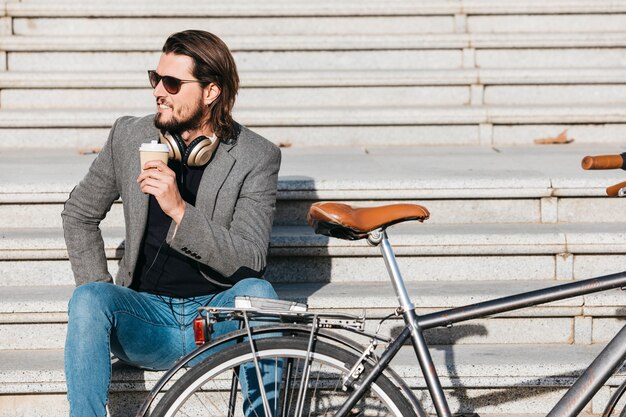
[139,140,169,169]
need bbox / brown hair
[162,30,239,140]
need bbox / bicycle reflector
[193,316,210,346]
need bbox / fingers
[138,169,169,183]
[138,177,168,196]
[137,161,179,199]
[138,175,178,199]
[137,161,175,183]
[137,167,175,195]
[143,160,169,171]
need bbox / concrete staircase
[1,0,626,416]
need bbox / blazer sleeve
[166,143,281,282]
[61,119,122,286]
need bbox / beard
[154,97,208,135]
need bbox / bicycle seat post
[374,230,414,313]
[373,229,453,417]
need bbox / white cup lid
[139,140,169,152]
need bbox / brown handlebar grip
[606,181,626,197]
[581,154,624,170]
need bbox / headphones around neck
[159,131,219,167]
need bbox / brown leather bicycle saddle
[307,202,430,240]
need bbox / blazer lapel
[196,142,236,217]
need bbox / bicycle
[135,153,626,417]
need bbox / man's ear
[204,83,221,106]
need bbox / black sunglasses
[148,70,203,95]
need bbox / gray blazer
[62,115,281,288]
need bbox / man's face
[153,53,208,135]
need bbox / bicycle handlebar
[581,153,626,170]
[606,181,626,197]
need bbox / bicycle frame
[333,230,626,417]
[137,228,626,417]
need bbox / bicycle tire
[613,380,626,417]
[601,377,626,417]
[150,336,417,417]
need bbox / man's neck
[181,126,215,146]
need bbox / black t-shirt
[132,160,220,298]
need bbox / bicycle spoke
[322,368,345,417]
[228,366,240,417]
[307,367,320,417]
[281,358,294,417]
[198,377,238,416]
[286,359,299,417]
[152,338,413,417]
[274,357,280,416]
[242,314,273,417]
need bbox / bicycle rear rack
[192,299,380,347]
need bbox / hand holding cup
[137,141,186,223]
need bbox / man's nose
[153,79,167,98]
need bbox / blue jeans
[64,278,278,417]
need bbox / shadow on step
[392,317,626,415]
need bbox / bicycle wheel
[150,336,417,417]
[604,379,626,417]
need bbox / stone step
[6,195,626,237]
[3,222,626,261]
[0,312,607,350]
[11,84,626,110]
[11,16,457,37]
[279,198,626,226]
[2,144,625,225]
[13,13,626,37]
[3,86,474,110]
[7,196,626,229]
[5,253,626,287]
[1,280,624,348]
[276,145,626,198]
[13,48,626,73]
[0,254,607,286]
[0,255,559,287]
[0,32,626,61]
[0,199,539,228]
[8,0,626,17]
[0,281,595,320]
[5,68,626,89]
[0,342,623,416]
[272,222,626,256]
[3,123,626,149]
[7,35,626,74]
[8,221,615,295]
[1,106,626,131]
[4,33,626,53]
[3,144,624,201]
